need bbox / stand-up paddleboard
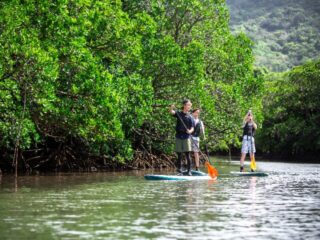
[230,171,268,177]
[144,170,217,181]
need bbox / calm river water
[0,160,319,240]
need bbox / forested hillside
[226,0,320,71]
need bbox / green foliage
[256,59,320,158]
[227,0,320,71]
[0,0,154,161]
[0,0,262,169]
[123,0,263,152]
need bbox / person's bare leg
[185,152,192,175]
[194,152,200,171]
[176,153,183,173]
[240,153,246,172]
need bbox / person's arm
[187,116,195,134]
[169,105,176,115]
[253,121,257,129]
[201,121,205,139]
[187,127,194,134]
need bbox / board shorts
[191,138,200,152]
[241,135,256,154]
[175,138,192,153]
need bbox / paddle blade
[205,161,218,178]
[250,155,257,171]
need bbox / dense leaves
[256,59,320,159]
[125,0,263,154]
[0,0,262,171]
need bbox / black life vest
[192,120,203,137]
[243,122,255,137]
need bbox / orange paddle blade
[205,161,218,178]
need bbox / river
[0,160,319,240]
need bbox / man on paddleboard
[169,99,195,176]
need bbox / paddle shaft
[246,120,254,155]
[251,135,253,155]
[249,123,257,170]
[250,122,256,156]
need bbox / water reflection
[0,162,319,240]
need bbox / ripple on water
[0,162,319,240]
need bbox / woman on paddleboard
[240,110,257,172]
[191,108,205,171]
[169,99,195,176]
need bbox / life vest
[243,122,255,137]
[192,120,203,137]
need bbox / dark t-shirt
[243,122,255,137]
[173,111,195,139]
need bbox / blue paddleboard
[144,170,217,181]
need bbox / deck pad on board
[144,170,217,181]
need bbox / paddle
[202,129,218,177]
[250,132,257,171]
[173,108,218,178]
